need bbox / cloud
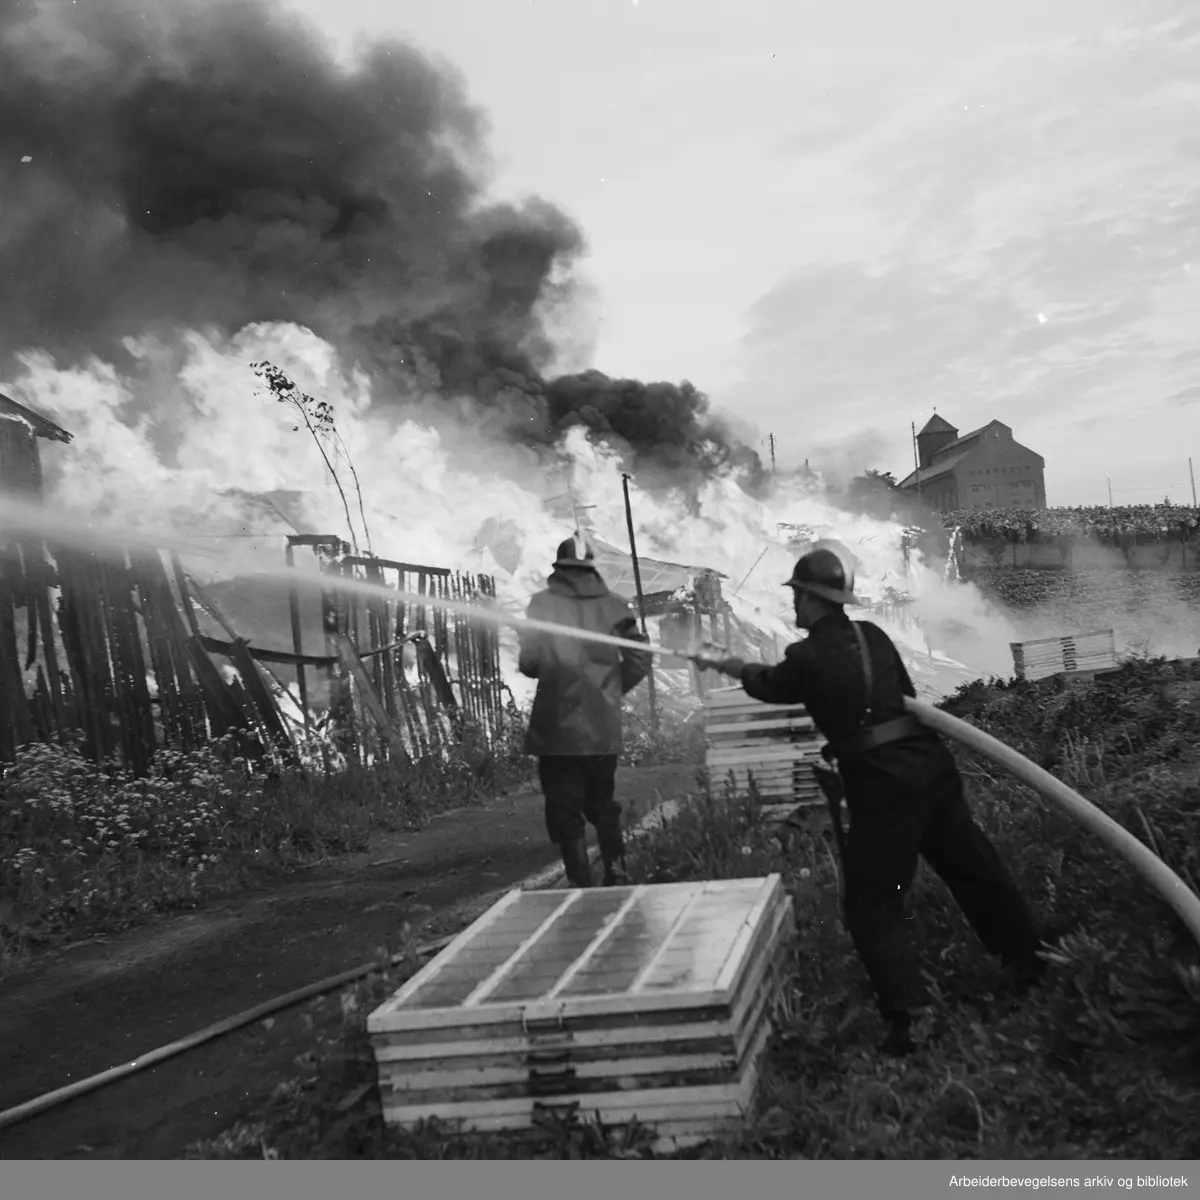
[1167,385,1200,405]
[727,4,1200,487]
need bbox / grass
[0,691,694,974]
[185,656,1200,1160]
[0,705,536,973]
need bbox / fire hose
[681,640,1200,948]
[1,645,1198,1137]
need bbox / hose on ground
[0,930,455,1134]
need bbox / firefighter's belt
[823,714,924,763]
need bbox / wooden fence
[0,531,505,774]
[314,549,505,767]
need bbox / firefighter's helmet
[554,533,597,569]
[782,547,860,606]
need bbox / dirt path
[0,763,695,1160]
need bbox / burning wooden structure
[271,536,506,767]
[0,392,72,500]
[0,397,507,773]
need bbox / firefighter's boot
[559,836,593,888]
[597,828,628,887]
[601,852,629,887]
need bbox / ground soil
[0,763,695,1160]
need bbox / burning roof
[0,392,72,443]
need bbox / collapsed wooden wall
[0,532,505,774]
[0,536,279,770]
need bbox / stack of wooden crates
[368,875,795,1153]
[1010,629,1118,682]
[700,684,826,820]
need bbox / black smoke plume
[0,0,761,483]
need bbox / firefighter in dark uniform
[518,534,653,889]
[694,547,1046,1055]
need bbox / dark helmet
[553,532,597,569]
[782,547,860,606]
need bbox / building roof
[918,414,957,435]
[0,392,73,443]
[588,535,726,597]
[930,419,1009,461]
[896,449,971,491]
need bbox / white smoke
[3,321,1018,704]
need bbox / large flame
[3,321,1023,705]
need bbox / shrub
[0,704,536,969]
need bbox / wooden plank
[381,1048,743,1092]
[28,546,67,733]
[343,555,452,578]
[183,635,256,744]
[150,552,209,747]
[133,553,179,748]
[56,550,114,762]
[708,765,823,781]
[379,1046,759,1103]
[379,1030,768,1125]
[227,638,297,765]
[1011,629,1114,650]
[284,542,310,729]
[332,633,410,772]
[706,745,824,765]
[0,547,19,761]
[706,751,823,766]
[170,552,203,639]
[326,556,356,761]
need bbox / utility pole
[1191,457,1197,507]
[620,472,658,732]
[1107,475,1113,508]
[768,434,777,475]
[911,422,922,504]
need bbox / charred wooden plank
[227,637,297,766]
[333,634,410,772]
[285,542,310,729]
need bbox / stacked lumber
[701,684,824,810]
[1010,629,1118,682]
[368,876,794,1153]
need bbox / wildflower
[799,868,811,878]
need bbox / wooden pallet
[701,685,825,806]
[1010,629,1118,682]
[368,877,793,1146]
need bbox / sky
[217,1,1197,504]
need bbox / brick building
[896,415,1046,512]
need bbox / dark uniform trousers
[840,743,1043,1016]
[537,754,624,860]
